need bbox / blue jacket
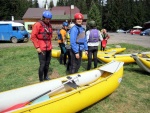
[70,25,88,53]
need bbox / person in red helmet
[69,13,88,74]
[31,10,53,82]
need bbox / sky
[38,0,57,8]
[37,0,107,8]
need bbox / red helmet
[74,13,84,20]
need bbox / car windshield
[18,26,26,31]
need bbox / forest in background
[0,0,149,31]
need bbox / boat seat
[65,81,79,89]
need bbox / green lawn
[0,43,149,113]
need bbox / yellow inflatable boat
[103,47,126,54]
[0,61,124,113]
[98,52,150,64]
[97,54,135,64]
[51,49,116,60]
[132,54,150,73]
[51,48,126,59]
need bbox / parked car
[140,28,150,36]
[125,29,131,34]
[0,21,29,43]
[116,29,126,33]
[130,29,141,35]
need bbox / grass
[0,43,150,113]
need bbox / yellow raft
[98,54,135,64]
[51,47,126,59]
[98,52,150,64]
[82,51,116,60]
[132,54,150,73]
[0,61,124,113]
[103,47,126,54]
[51,49,116,60]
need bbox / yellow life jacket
[66,32,70,45]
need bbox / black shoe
[64,63,67,66]
[44,77,50,80]
[39,79,44,82]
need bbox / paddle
[1,75,81,113]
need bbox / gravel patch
[107,33,150,48]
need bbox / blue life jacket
[70,25,88,53]
[57,29,62,40]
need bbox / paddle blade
[66,81,78,89]
[1,102,28,113]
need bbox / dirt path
[0,40,59,49]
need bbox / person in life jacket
[31,10,53,82]
[65,23,75,71]
[69,13,88,74]
[57,22,68,65]
[86,20,103,70]
[100,29,110,51]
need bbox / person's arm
[84,30,89,51]
[106,34,110,40]
[31,22,40,49]
[60,29,66,43]
[31,22,44,54]
[98,31,103,41]
[50,25,53,40]
[70,27,79,53]
[86,30,90,43]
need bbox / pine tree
[144,0,150,21]
[49,0,54,9]
[66,0,74,6]
[86,0,92,8]
[81,0,88,14]
[32,0,39,8]
[57,0,65,6]
[88,0,102,30]
[102,0,113,31]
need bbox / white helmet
[69,23,75,29]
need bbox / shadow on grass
[124,64,150,76]
[0,41,12,43]
[81,60,87,70]
[0,40,25,43]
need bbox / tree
[144,0,150,21]
[88,0,102,30]
[32,0,39,8]
[80,0,88,14]
[0,0,32,20]
[49,0,54,9]
[57,0,65,6]
[86,0,92,8]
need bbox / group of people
[30,10,110,82]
